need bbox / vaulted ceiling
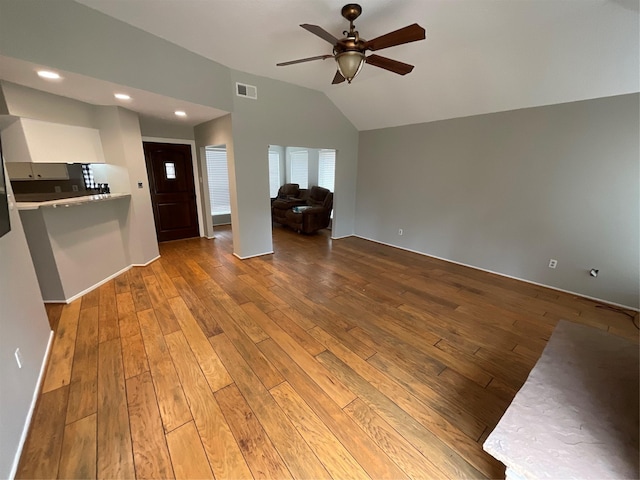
[5,0,640,131]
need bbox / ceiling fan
[277,3,426,85]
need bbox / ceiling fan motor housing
[333,33,366,56]
[341,4,362,23]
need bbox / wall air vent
[235,82,257,100]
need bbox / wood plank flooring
[22,225,639,479]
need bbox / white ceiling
[4,0,639,131]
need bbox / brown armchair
[282,186,333,234]
[271,183,307,225]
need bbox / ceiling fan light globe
[335,51,365,83]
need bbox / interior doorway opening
[268,144,336,237]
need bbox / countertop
[16,193,131,210]
[483,320,639,479]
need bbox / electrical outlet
[72,185,79,192]
[137,181,143,189]
[398,228,403,236]
[15,348,23,369]
[548,259,558,269]
[54,186,62,193]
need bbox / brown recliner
[271,183,307,225]
[283,186,333,234]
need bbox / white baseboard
[131,254,161,267]
[352,235,639,312]
[9,329,54,479]
[60,264,132,304]
[233,250,274,260]
[43,255,162,304]
[330,233,353,240]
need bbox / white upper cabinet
[0,118,106,164]
[6,163,69,180]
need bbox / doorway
[268,145,336,237]
[143,142,200,242]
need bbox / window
[318,149,335,192]
[205,146,231,216]
[82,164,96,189]
[268,151,280,197]
[290,150,308,189]
[164,162,176,179]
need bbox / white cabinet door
[32,163,69,180]
[6,162,34,179]
[5,163,68,180]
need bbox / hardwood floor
[21,225,638,479]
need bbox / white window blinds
[205,146,231,216]
[290,150,308,189]
[318,150,336,192]
[268,151,280,197]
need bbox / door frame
[142,136,204,238]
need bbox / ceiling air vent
[236,82,257,100]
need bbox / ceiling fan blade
[300,24,339,45]
[277,54,333,66]
[332,71,345,84]
[366,54,414,75]
[364,23,426,51]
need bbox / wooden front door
[143,142,199,242]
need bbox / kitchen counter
[16,193,130,210]
[18,193,132,302]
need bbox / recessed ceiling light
[114,93,131,100]
[37,70,61,80]
[174,110,187,117]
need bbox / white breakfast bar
[17,193,132,302]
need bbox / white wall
[356,94,640,308]
[93,106,159,265]
[0,167,52,479]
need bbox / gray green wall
[228,69,358,254]
[0,171,51,479]
[194,114,234,238]
[138,116,196,140]
[356,94,640,308]
[0,0,233,112]
[0,0,360,259]
[195,72,358,257]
